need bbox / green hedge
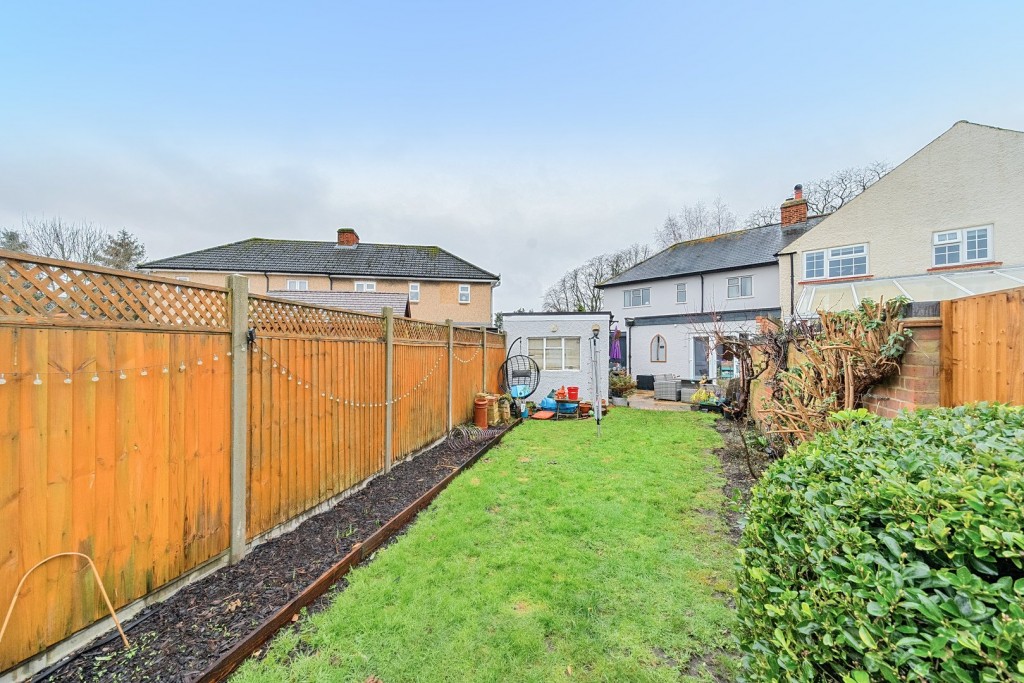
[737,405,1024,682]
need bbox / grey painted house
[599,189,823,381]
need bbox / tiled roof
[267,290,411,317]
[598,217,826,287]
[142,238,499,282]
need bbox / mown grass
[234,409,738,682]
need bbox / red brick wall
[862,320,941,417]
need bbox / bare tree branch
[542,243,653,312]
[655,197,738,248]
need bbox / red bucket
[567,386,579,400]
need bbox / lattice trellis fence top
[452,327,483,345]
[393,318,448,342]
[485,331,506,348]
[0,253,230,329]
[248,295,385,340]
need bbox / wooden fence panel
[0,265,503,673]
[0,326,230,673]
[245,337,387,539]
[941,287,1024,406]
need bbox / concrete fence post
[480,326,488,393]
[227,274,249,564]
[446,319,454,431]
[384,306,394,473]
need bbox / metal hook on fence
[0,552,130,653]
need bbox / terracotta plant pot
[578,402,592,417]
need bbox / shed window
[527,337,581,371]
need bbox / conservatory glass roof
[796,266,1024,316]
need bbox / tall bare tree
[542,243,653,312]
[804,161,893,215]
[655,197,737,248]
[21,217,107,263]
[744,206,781,229]
[4,217,149,270]
[743,161,893,227]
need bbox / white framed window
[458,284,471,303]
[409,282,420,302]
[804,244,869,280]
[933,226,991,266]
[727,275,753,299]
[804,251,826,279]
[527,337,581,371]
[175,276,190,282]
[287,279,308,291]
[651,334,667,362]
[355,281,376,292]
[623,287,651,308]
[827,244,868,278]
[675,283,687,304]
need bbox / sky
[2,1,1023,314]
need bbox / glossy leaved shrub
[737,405,1024,682]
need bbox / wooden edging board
[197,421,520,682]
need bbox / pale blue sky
[2,1,1022,312]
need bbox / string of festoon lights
[249,341,446,409]
[452,346,481,364]
[0,351,231,387]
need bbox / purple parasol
[610,326,622,361]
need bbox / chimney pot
[337,228,359,247]
[794,184,803,200]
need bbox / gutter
[699,273,705,313]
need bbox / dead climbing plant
[758,297,913,450]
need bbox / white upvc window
[409,282,420,302]
[804,244,869,280]
[727,275,753,299]
[675,283,687,303]
[458,284,471,303]
[527,337,581,371]
[623,287,651,308]
[804,251,826,279]
[650,334,667,362]
[287,279,308,291]
[827,244,868,278]
[355,281,376,292]
[933,225,991,266]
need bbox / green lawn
[235,409,738,683]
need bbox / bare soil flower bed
[41,427,509,682]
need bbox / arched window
[651,335,667,362]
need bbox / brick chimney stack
[780,184,808,227]
[337,228,359,247]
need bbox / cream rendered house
[143,228,500,326]
[780,121,1024,318]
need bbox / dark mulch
[712,418,761,542]
[40,427,509,682]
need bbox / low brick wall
[861,318,942,417]
[749,316,943,422]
